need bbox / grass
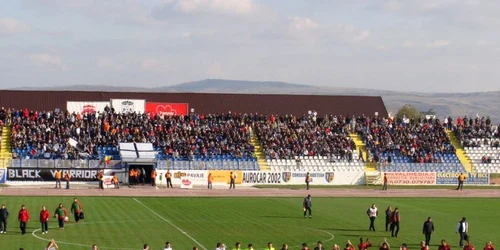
[0,197,498,250]
[254,184,500,189]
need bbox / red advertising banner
[385,172,436,185]
[145,102,189,117]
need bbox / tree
[395,104,423,122]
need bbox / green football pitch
[0,196,497,250]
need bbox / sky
[0,0,499,93]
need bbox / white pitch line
[133,198,208,250]
[31,221,139,250]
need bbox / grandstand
[454,116,500,173]
[2,91,500,186]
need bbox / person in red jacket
[358,238,373,250]
[464,241,475,250]
[17,205,30,235]
[484,241,495,250]
[40,205,50,234]
[438,240,451,250]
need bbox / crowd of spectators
[4,107,255,161]
[453,116,500,148]
[255,114,357,161]
[355,115,455,163]
[3,104,500,165]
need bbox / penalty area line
[133,198,208,250]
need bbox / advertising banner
[490,173,500,185]
[436,172,489,185]
[0,169,6,184]
[180,178,193,189]
[7,168,100,182]
[208,170,243,184]
[67,101,110,114]
[385,172,437,185]
[110,99,145,114]
[145,102,189,117]
[241,171,284,185]
[102,175,115,189]
[241,171,365,185]
[156,170,208,185]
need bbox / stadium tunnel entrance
[125,163,156,185]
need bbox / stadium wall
[0,90,388,117]
[2,169,498,186]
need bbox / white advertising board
[102,175,115,189]
[156,170,208,186]
[180,178,193,189]
[111,99,145,114]
[239,171,366,186]
[67,101,110,114]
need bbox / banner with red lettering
[145,102,189,117]
[385,172,436,185]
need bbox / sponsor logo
[81,104,97,114]
[103,176,113,185]
[8,169,42,179]
[181,179,192,185]
[50,170,99,179]
[174,171,205,179]
[157,105,177,116]
[325,172,334,183]
[121,100,134,113]
[282,172,291,183]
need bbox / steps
[250,135,270,171]
[349,133,376,171]
[365,171,382,186]
[0,125,12,168]
[446,130,472,172]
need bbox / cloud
[96,57,125,70]
[206,62,224,77]
[140,59,176,73]
[288,17,319,32]
[174,0,256,15]
[333,24,370,43]
[402,41,415,47]
[0,17,30,35]
[28,53,67,70]
[426,40,452,48]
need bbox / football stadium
[0,91,499,250]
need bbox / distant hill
[9,79,500,122]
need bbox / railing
[156,160,259,170]
[9,159,122,169]
[7,159,260,170]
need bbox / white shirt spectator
[368,207,378,217]
[456,221,468,233]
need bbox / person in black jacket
[422,217,435,246]
[385,206,392,232]
[0,204,9,234]
[303,195,312,218]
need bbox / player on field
[303,194,312,218]
[0,204,9,234]
[53,203,68,230]
[367,204,378,231]
[39,205,50,234]
[17,205,30,235]
[71,198,83,223]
